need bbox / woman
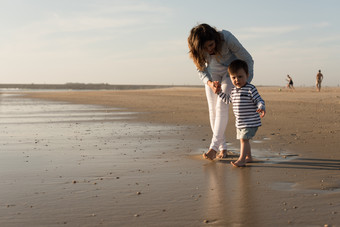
[187,23,254,160]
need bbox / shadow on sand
[218,157,340,171]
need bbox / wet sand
[1,87,340,226]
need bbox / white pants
[205,76,233,151]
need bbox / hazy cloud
[238,25,301,40]
[312,22,330,28]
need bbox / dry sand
[1,86,340,226]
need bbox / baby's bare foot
[217,150,228,159]
[203,149,217,160]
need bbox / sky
[0,0,339,87]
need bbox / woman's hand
[207,81,221,94]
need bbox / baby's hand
[213,81,221,93]
[257,109,266,118]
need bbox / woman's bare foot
[231,160,246,167]
[217,150,228,159]
[245,156,253,163]
[203,149,217,160]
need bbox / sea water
[0,91,194,174]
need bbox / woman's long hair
[187,24,223,71]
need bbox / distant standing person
[187,23,254,160]
[286,75,294,89]
[316,70,323,92]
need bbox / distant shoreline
[0,83,203,90]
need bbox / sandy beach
[1,87,340,226]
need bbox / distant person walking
[316,70,323,92]
[286,75,294,89]
[187,23,254,160]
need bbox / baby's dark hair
[228,59,249,75]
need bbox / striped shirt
[219,83,265,129]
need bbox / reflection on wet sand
[202,161,260,226]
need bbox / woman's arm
[197,69,220,93]
[197,68,212,84]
